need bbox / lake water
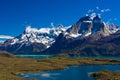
[16,55,120,60]
[16,55,52,59]
[16,55,120,80]
[17,65,120,80]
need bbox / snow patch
[9,25,68,48]
[39,28,51,34]
[41,73,51,77]
[111,28,119,33]
[107,24,119,33]
[11,39,19,45]
[83,21,92,23]
[70,34,81,38]
[84,32,92,37]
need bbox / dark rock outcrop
[0,15,120,56]
[43,15,120,56]
[67,16,92,35]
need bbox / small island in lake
[0,51,120,80]
[90,70,120,80]
[0,0,120,80]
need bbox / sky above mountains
[0,0,120,39]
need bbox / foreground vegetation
[0,51,120,80]
[90,70,120,80]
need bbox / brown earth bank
[90,70,120,80]
[0,51,120,80]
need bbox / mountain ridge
[0,15,120,56]
[0,25,69,54]
[43,15,120,56]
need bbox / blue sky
[0,0,120,38]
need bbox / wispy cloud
[51,22,54,27]
[90,13,97,19]
[101,9,111,13]
[0,35,14,39]
[106,18,118,24]
[96,6,100,10]
[87,9,94,13]
[87,6,111,19]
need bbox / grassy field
[0,51,120,80]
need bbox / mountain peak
[67,15,119,38]
[0,15,119,54]
[0,26,68,53]
[92,15,110,35]
[93,15,102,23]
[78,16,92,22]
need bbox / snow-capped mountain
[106,24,119,33]
[11,25,67,48]
[66,15,118,38]
[43,15,120,56]
[0,15,120,55]
[0,25,69,54]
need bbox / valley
[0,51,120,80]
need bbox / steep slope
[67,16,92,35]
[67,15,111,38]
[0,15,119,56]
[0,51,15,58]
[44,15,120,56]
[0,25,68,54]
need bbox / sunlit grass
[0,51,120,80]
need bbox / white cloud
[90,12,97,19]
[87,9,94,13]
[0,35,14,39]
[106,9,111,11]
[101,10,104,12]
[98,13,101,17]
[51,22,54,27]
[101,9,111,13]
[86,6,111,19]
[85,14,89,16]
[96,6,99,10]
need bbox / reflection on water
[17,65,120,80]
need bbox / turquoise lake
[16,55,120,80]
[15,55,52,59]
[16,55,120,60]
[17,65,120,80]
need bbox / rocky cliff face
[92,15,110,35]
[43,15,120,56]
[0,25,68,54]
[67,15,111,38]
[67,16,92,36]
[0,15,120,56]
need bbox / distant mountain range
[0,15,120,56]
[0,25,69,54]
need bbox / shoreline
[90,70,120,80]
[0,56,120,80]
